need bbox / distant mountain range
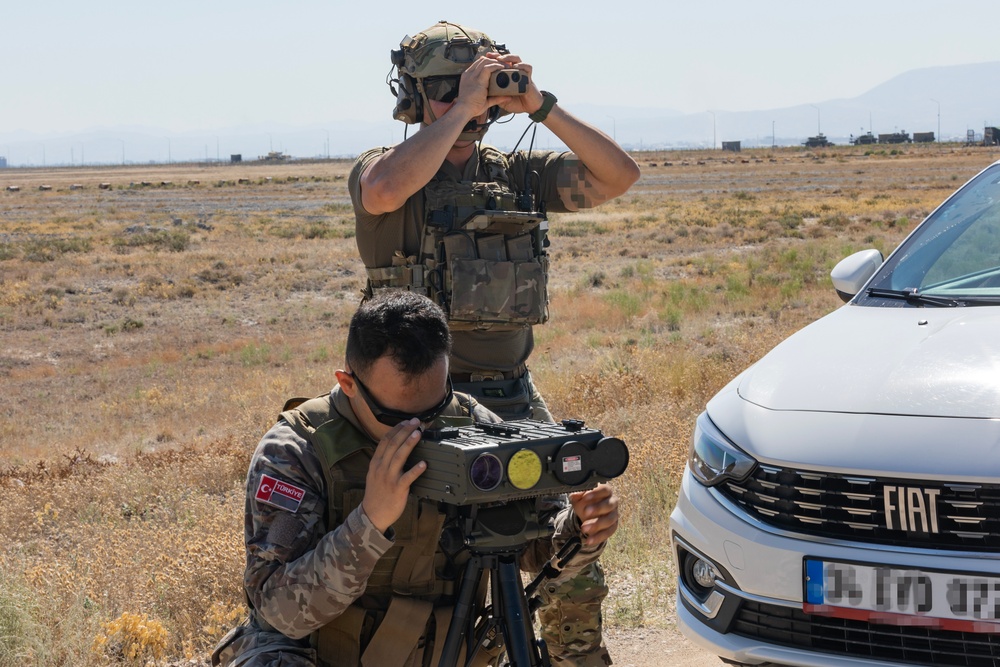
[3,61,999,166]
[576,60,1000,151]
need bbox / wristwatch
[529,91,558,123]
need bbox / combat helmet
[388,20,507,139]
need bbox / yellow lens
[507,449,542,490]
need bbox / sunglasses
[423,76,461,104]
[351,372,454,427]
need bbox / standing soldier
[348,21,639,665]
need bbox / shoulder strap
[280,395,371,469]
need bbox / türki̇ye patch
[255,474,305,512]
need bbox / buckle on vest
[470,373,503,382]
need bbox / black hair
[345,291,452,379]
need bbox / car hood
[738,304,1000,419]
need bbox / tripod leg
[496,556,547,667]
[439,558,483,667]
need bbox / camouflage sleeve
[519,494,605,584]
[244,421,394,640]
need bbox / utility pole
[930,99,941,142]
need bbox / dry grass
[1,144,998,663]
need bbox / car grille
[734,600,1000,667]
[720,465,1000,551]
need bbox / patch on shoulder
[267,511,305,548]
[255,474,305,512]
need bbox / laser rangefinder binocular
[408,419,628,506]
[488,69,530,96]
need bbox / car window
[862,164,1000,303]
[922,203,1000,289]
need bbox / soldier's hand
[452,54,507,120]
[361,418,426,533]
[569,483,619,547]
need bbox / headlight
[688,412,756,486]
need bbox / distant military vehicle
[850,132,877,145]
[803,133,833,148]
[985,127,1000,146]
[913,132,935,143]
[878,131,911,144]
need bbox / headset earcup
[393,74,422,124]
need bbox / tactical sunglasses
[423,76,461,104]
[351,372,454,427]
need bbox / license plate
[803,558,1000,633]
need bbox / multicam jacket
[215,386,603,667]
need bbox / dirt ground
[605,626,725,667]
[160,627,724,667]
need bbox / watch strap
[529,91,558,123]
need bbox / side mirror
[830,249,883,302]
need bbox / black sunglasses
[351,372,454,427]
[423,76,461,104]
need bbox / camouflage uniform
[350,147,612,666]
[212,386,606,667]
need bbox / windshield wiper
[866,287,962,307]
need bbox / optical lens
[469,453,503,491]
[507,449,542,490]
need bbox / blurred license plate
[803,558,1000,633]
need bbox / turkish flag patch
[254,474,305,512]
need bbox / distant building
[722,141,741,152]
[0,156,7,168]
[230,154,242,163]
[913,132,935,143]
[985,127,1000,146]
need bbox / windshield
[861,162,1000,305]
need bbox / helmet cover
[398,21,502,79]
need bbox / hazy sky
[3,0,997,135]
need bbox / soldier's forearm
[252,506,393,638]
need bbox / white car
[670,160,1000,667]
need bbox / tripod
[437,500,584,667]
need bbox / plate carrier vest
[365,147,550,331]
